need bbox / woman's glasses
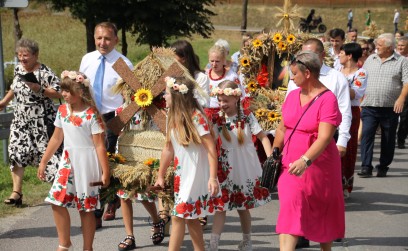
[291,58,309,70]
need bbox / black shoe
[296,237,310,249]
[397,143,405,149]
[357,168,372,178]
[96,217,102,229]
[376,166,389,177]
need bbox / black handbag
[261,147,282,192]
[261,89,329,191]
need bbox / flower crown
[61,70,90,87]
[211,87,242,97]
[165,76,188,94]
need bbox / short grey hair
[293,51,321,78]
[16,38,39,55]
[398,36,408,44]
[377,33,396,50]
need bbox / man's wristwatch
[300,155,312,167]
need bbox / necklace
[209,68,226,81]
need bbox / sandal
[150,210,171,236]
[118,235,136,251]
[199,216,208,227]
[158,210,171,236]
[151,219,165,245]
[4,191,23,207]
[58,244,73,251]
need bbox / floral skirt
[45,150,101,212]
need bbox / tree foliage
[36,0,216,53]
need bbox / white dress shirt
[287,63,352,148]
[80,49,133,114]
[394,11,400,24]
[329,47,342,71]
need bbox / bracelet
[209,178,218,182]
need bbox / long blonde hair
[60,72,104,125]
[218,80,245,145]
[166,76,212,146]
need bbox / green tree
[36,0,216,54]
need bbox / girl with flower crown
[38,71,110,251]
[208,80,273,251]
[154,76,220,251]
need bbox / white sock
[243,233,251,241]
[210,233,220,249]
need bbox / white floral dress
[45,104,104,211]
[212,110,272,211]
[171,110,223,219]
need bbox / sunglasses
[361,47,369,51]
[291,58,309,70]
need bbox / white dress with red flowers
[171,110,223,219]
[45,104,104,211]
[213,111,272,211]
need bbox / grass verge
[0,164,51,218]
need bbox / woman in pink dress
[272,51,345,250]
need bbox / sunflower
[252,39,263,48]
[247,80,258,92]
[255,109,267,118]
[286,34,296,44]
[240,56,250,67]
[107,153,126,164]
[267,111,281,122]
[134,88,153,107]
[272,33,283,43]
[115,154,126,164]
[278,41,287,51]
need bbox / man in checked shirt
[358,33,408,178]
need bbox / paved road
[0,137,407,250]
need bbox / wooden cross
[107,57,185,135]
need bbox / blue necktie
[94,55,105,111]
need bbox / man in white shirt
[287,38,351,156]
[394,9,400,34]
[328,28,346,71]
[287,37,352,248]
[347,9,353,32]
[80,21,133,227]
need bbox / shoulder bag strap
[280,89,330,154]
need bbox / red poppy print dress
[213,111,272,211]
[171,110,223,219]
[45,104,104,211]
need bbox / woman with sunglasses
[273,51,345,251]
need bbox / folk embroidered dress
[45,104,104,211]
[213,111,272,211]
[171,110,223,219]
[276,89,345,243]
